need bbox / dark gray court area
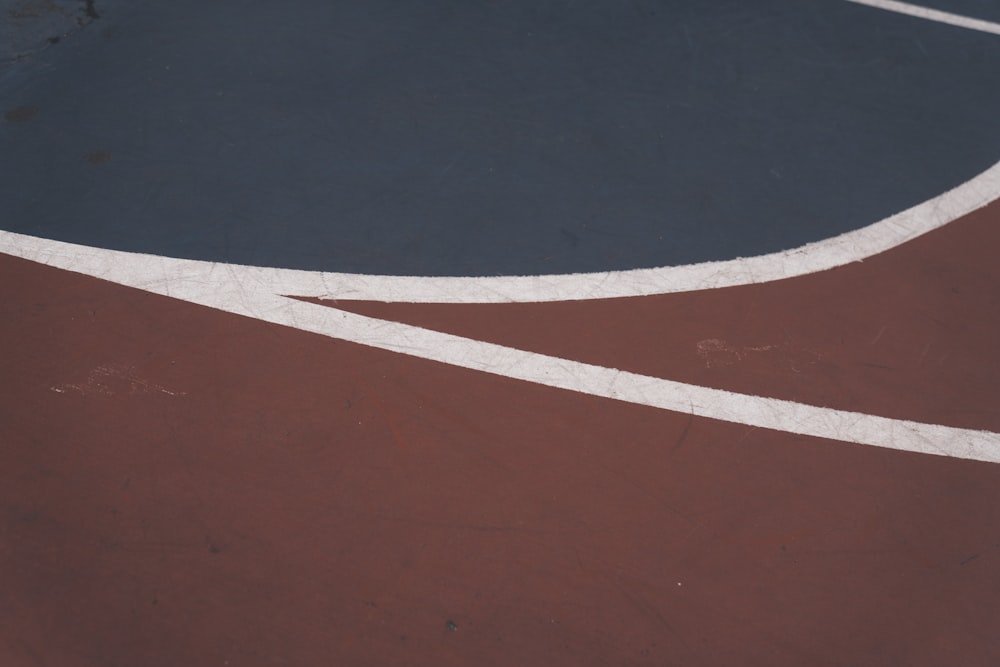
[2,0,1000,276]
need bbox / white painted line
[843,0,1000,36]
[1,227,999,463]
[20,158,990,304]
[4,3,999,462]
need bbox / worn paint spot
[50,362,185,396]
[695,338,821,373]
[3,105,38,122]
[696,338,746,368]
[83,149,112,164]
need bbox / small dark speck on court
[4,106,38,123]
[83,150,112,164]
[446,620,458,632]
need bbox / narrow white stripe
[844,0,1000,36]
[1,227,998,463]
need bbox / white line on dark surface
[844,0,1000,36]
[21,158,991,305]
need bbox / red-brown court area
[3,1,1000,665]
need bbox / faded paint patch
[50,362,185,397]
[3,104,37,122]
[82,149,111,164]
[695,338,821,373]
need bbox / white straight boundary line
[1,226,999,464]
[844,0,1000,36]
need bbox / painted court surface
[2,1,1000,665]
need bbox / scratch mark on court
[673,410,695,451]
[613,579,690,650]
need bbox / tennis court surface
[3,1,1000,664]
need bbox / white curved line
[24,158,994,304]
[1,226,998,463]
[4,4,998,305]
[258,160,1000,303]
[3,160,999,307]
